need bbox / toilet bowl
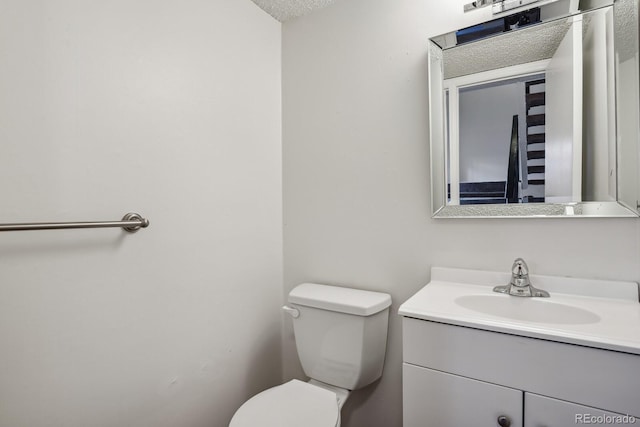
[229,283,392,427]
[229,380,343,427]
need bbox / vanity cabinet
[404,363,630,427]
[402,318,640,427]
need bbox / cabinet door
[525,393,637,426]
[403,363,523,427]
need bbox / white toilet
[229,283,392,427]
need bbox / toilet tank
[287,283,392,390]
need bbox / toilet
[229,283,392,427]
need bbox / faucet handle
[511,258,529,276]
[495,258,550,297]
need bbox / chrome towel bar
[0,212,149,233]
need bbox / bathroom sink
[454,294,600,325]
[398,266,640,355]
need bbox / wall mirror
[429,0,640,217]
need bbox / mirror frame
[429,0,640,218]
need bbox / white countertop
[399,267,640,355]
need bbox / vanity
[399,266,640,426]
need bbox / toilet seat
[229,379,340,427]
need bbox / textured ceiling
[250,0,339,21]
[444,18,572,79]
[615,0,637,62]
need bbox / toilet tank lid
[288,283,392,316]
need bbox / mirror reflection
[429,0,640,217]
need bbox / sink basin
[455,294,601,325]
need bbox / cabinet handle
[497,415,511,427]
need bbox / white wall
[282,1,640,427]
[545,16,583,203]
[618,56,640,209]
[616,0,640,211]
[0,1,282,427]
[459,82,522,183]
[582,7,616,202]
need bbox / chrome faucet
[493,258,550,297]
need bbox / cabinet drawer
[403,363,522,427]
[525,393,637,426]
[403,317,640,417]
